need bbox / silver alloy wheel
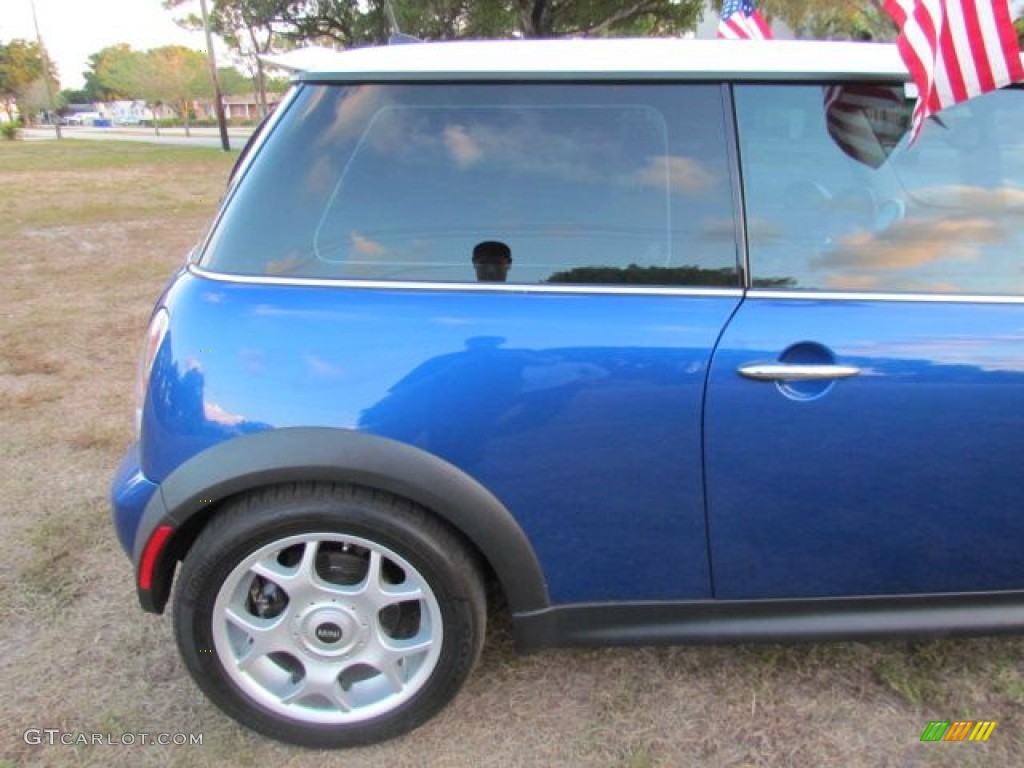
[211,532,443,725]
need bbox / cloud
[378,107,658,187]
[304,354,344,379]
[633,155,718,196]
[910,184,1024,212]
[443,124,484,169]
[307,155,340,196]
[819,217,1006,271]
[845,335,1024,374]
[318,85,392,146]
[822,274,882,291]
[266,250,309,275]
[350,231,386,256]
[306,87,397,195]
[204,401,244,426]
[432,116,605,184]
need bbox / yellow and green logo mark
[920,720,997,742]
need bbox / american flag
[824,84,911,168]
[717,0,774,40]
[883,0,1024,143]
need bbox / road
[21,124,255,149]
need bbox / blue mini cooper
[112,38,1024,748]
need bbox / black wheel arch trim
[133,427,549,614]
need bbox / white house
[108,100,150,125]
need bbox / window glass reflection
[737,84,1024,295]
[204,84,739,287]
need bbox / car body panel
[706,294,1024,598]
[111,443,159,554]
[133,272,743,603]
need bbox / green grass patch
[0,138,235,173]
[20,497,114,609]
[874,652,947,707]
[0,139,232,237]
[873,639,1024,711]
[995,671,1024,705]
[9,200,214,231]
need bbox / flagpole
[29,0,61,138]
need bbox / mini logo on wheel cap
[315,622,343,644]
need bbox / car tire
[172,482,486,748]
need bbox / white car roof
[290,38,910,82]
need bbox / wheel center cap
[315,621,344,644]
[294,603,366,657]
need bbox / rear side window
[202,83,739,287]
[736,84,1024,295]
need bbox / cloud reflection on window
[206,83,738,287]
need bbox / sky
[1,0,215,90]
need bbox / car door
[704,82,1024,600]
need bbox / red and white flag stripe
[883,0,1024,143]
[717,15,773,40]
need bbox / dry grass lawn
[1,139,1022,768]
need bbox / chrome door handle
[737,363,861,382]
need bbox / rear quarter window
[201,82,739,287]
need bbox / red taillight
[139,525,175,591]
[134,308,170,438]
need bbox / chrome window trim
[748,290,1024,304]
[189,269,1024,303]
[187,265,744,298]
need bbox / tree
[273,0,367,46]
[217,65,253,95]
[166,0,288,117]
[21,76,65,124]
[804,5,894,41]
[82,44,147,102]
[210,0,279,114]
[0,39,56,123]
[264,74,290,93]
[137,46,211,136]
[85,45,209,134]
[360,0,512,41]
[211,0,705,46]
[510,0,703,37]
[60,87,91,104]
